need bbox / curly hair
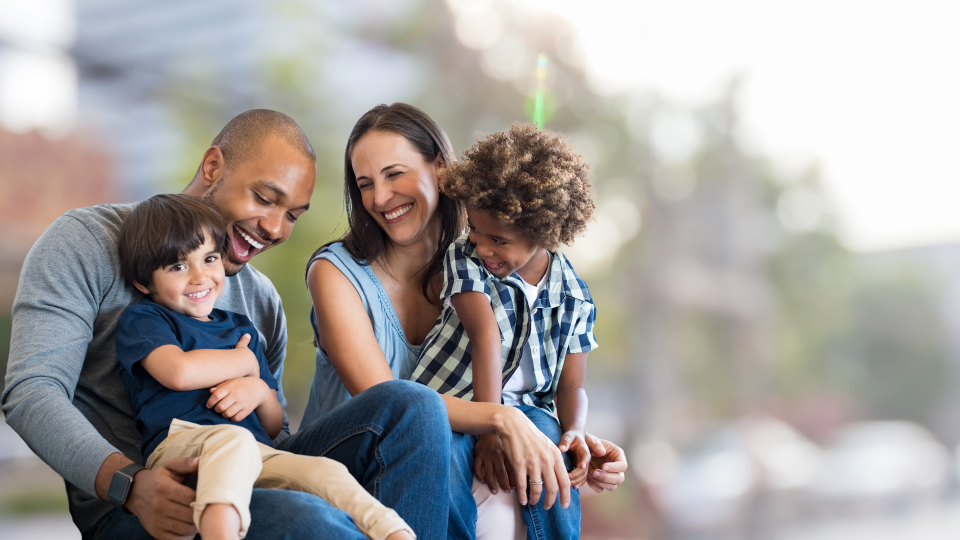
[440,123,594,250]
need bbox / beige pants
[146,419,413,540]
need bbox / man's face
[204,136,315,275]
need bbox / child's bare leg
[199,503,241,540]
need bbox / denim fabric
[517,405,581,540]
[87,380,452,540]
[84,489,368,540]
[277,380,452,540]
[448,431,480,540]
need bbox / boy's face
[466,207,550,284]
[134,232,226,321]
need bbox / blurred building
[74,0,263,198]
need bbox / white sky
[529,0,960,252]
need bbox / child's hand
[233,333,259,377]
[474,433,516,494]
[207,377,270,422]
[558,430,590,489]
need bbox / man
[2,110,451,540]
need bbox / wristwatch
[108,463,146,512]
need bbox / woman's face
[351,130,441,248]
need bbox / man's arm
[2,215,124,496]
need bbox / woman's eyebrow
[381,163,403,173]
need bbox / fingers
[493,457,511,494]
[591,469,625,488]
[527,460,544,507]
[585,433,607,457]
[161,456,200,476]
[234,333,251,349]
[473,455,485,483]
[553,450,572,509]
[206,386,229,409]
[557,431,577,453]
[568,466,588,488]
[482,457,500,493]
[514,458,528,506]
[505,460,518,490]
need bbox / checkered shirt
[411,234,598,415]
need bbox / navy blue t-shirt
[115,299,279,461]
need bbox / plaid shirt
[411,234,598,415]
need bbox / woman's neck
[379,217,441,284]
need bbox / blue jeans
[448,405,581,540]
[86,380,451,540]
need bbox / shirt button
[531,345,539,355]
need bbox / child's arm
[140,333,260,391]
[555,351,591,488]
[450,291,516,493]
[206,378,284,438]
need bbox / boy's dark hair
[440,123,594,251]
[119,194,229,290]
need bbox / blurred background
[3,0,960,538]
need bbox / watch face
[108,469,135,507]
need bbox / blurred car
[638,416,822,537]
[806,421,950,514]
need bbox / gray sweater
[1,203,290,533]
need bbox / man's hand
[473,433,516,494]
[125,457,199,540]
[584,434,628,493]
[207,377,270,422]
[558,430,591,489]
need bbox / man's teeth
[236,228,264,250]
[385,204,413,220]
[187,289,210,299]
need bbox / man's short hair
[211,109,316,168]
[118,194,229,290]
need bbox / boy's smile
[466,207,550,284]
[134,233,225,321]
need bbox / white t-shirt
[502,255,551,406]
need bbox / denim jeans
[86,380,452,540]
[517,405,581,540]
[448,405,581,540]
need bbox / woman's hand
[473,433,516,494]
[583,434,628,493]
[558,430,591,489]
[206,377,270,422]
[494,407,571,509]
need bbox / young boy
[411,123,597,538]
[115,194,413,540]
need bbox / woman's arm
[308,259,397,394]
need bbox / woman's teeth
[186,289,210,299]
[385,204,413,220]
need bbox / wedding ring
[529,479,544,485]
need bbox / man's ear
[195,146,226,195]
[133,281,152,296]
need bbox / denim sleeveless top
[302,243,421,424]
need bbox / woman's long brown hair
[307,103,465,304]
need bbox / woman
[303,103,626,538]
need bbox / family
[2,104,627,540]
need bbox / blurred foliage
[0,488,69,515]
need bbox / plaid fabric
[411,234,598,415]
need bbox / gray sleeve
[265,297,291,444]
[1,215,120,496]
